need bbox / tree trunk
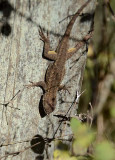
[0,0,96,159]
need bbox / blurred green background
[79,0,115,141]
[54,0,115,159]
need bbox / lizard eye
[52,98,55,102]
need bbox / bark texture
[0,0,96,159]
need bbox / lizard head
[42,92,57,115]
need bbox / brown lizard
[26,0,92,116]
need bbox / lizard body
[27,0,92,116]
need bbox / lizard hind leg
[58,85,70,94]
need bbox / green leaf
[73,140,87,155]
[110,106,115,118]
[70,118,95,155]
[53,150,78,160]
[94,141,115,160]
[70,118,81,134]
[73,131,94,155]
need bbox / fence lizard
[26,0,92,116]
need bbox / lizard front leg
[39,28,57,61]
[25,81,47,91]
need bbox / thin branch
[106,0,115,21]
[0,141,40,159]
[53,90,85,138]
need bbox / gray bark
[0,0,96,159]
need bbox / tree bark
[0,0,96,159]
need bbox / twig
[59,15,74,24]
[53,90,85,138]
[106,0,115,21]
[0,90,21,109]
[0,134,74,159]
[0,90,21,125]
[0,141,40,159]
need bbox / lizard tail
[64,0,92,37]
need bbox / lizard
[26,0,92,116]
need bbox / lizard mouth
[39,95,47,118]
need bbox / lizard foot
[39,27,49,43]
[24,81,46,90]
[58,85,71,94]
[24,81,39,88]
